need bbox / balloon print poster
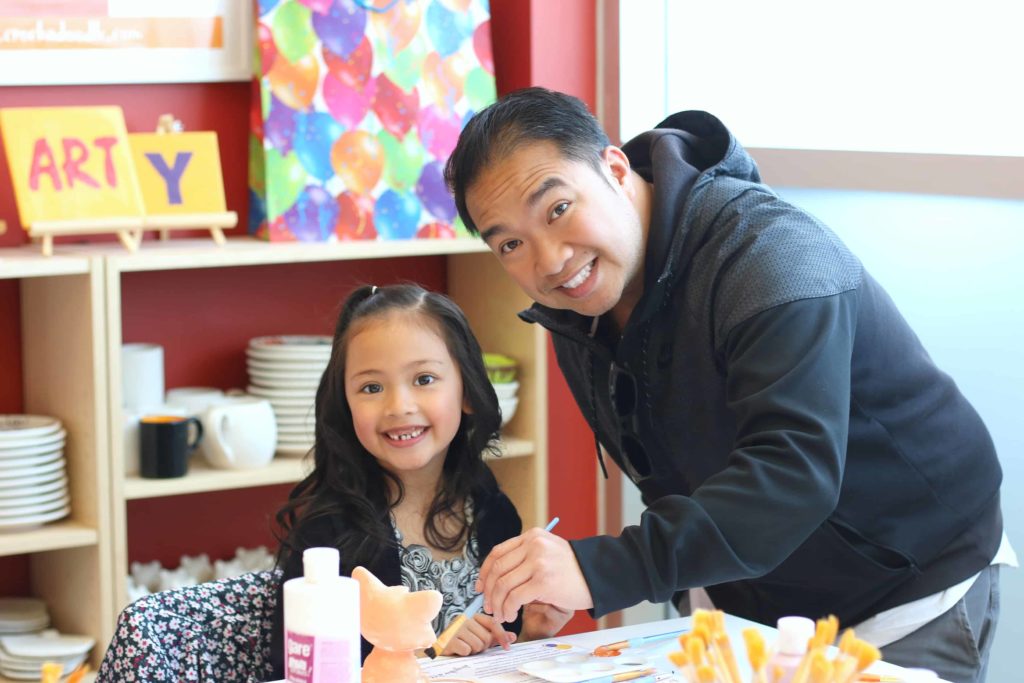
[250,0,496,242]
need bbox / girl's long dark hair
[274,284,503,573]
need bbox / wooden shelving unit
[1,237,548,668]
[0,253,114,673]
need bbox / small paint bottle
[284,547,361,683]
[768,616,816,683]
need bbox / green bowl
[483,353,517,383]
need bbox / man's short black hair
[444,87,611,235]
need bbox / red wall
[491,0,600,634]
[2,0,602,634]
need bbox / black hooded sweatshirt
[521,111,1003,627]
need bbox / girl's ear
[462,395,473,414]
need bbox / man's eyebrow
[527,177,567,208]
[481,224,504,244]
[480,176,567,244]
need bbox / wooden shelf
[123,457,312,500]
[0,244,91,279]
[122,437,534,500]
[63,235,489,272]
[0,520,98,557]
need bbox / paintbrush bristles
[742,628,767,683]
[666,611,883,683]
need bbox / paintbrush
[591,668,657,682]
[424,517,560,658]
[593,629,689,656]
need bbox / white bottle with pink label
[284,547,361,683]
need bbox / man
[444,87,1011,682]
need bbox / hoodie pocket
[748,519,921,624]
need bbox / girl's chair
[97,570,281,682]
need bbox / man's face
[465,141,647,321]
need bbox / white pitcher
[200,396,277,469]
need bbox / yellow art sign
[0,106,144,226]
[0,105,236,255]
[129,132,227,215]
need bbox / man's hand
[476,526,594,623]
[441,613,516,656]
[520,602,574,641]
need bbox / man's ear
[602,145,632,188]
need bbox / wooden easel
[149,211,238,245]
[29,216,146,257]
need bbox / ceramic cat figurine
[352,566,442,683]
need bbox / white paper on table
[419,642,589,682]
[418,641,684,682]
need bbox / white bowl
[492,381,519,400]
[498,397,519,426]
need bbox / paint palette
[518,652,651,682]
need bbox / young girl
[269,284,566,676]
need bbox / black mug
[139,415,203,478]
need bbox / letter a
[28,138,62,191]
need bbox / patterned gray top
[394,523,481,633]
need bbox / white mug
[200,396,277,469]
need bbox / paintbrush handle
[592,668,656,682]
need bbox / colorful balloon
[271,1,317,64]
[249,133,266,194]
[297,0,333,13]
[438,0,472,10]
[417,105,462,159]
[284,185,340,241]
[264,148,307,219]
[421,51,467,113]
[335,191,377,240]
[263,94,299,154]
[331,130,384,194]
[370,0,423,53]
[267,51,319,110]
[322,35,373,89]
[313,0,366,58]
[268,214,298,241]
[415,160,456,222]
[417,221,456,239]
[248,187,267,235]
[250,81,265,137]
[464,67,495,111]
[378,130,425,190]
[258,0,281,17]
[257,22,278,76]
[323,70,375,128]
[372,73,419,139]
[375,189,421,240]
[382,37,428,92]
[294,111,342,181]
[472,20,494,74]
[425,0,473,57]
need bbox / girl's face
[344,312,466,482]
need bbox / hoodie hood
[521,110,761,333]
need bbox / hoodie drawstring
[588,316,609,480]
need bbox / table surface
[269,612,933,682]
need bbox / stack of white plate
[246,336,329,456]
[0,416,70,532]
[0,599,48,636]
[0,629,93,680]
